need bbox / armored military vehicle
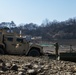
[0,29,43,56]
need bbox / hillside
[0,18,76,41]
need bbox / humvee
[0,29,43,56]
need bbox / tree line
[1,18,76,41]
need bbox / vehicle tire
[0,48,4,55]
[28,49,40,57]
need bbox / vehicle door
[14,37,29,54]
[4,36,15,54]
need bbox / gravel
[0,55,76,75]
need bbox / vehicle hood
[29,43,43,50]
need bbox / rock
[18,72,25,75]
[10,64,18,71]
[0,63,3,69]
[0,62,12,72]
[73,73,76,75]
[71,67,76,72]
[2,62,8,71]
[27,69,37,75]
[0,71,4,74]
[6,63,12,68]
[22,63,32,69]
[40,65,44,69]
[33,64,39,69]
[23,63,31,67]
[39,71,45,75]
[43,65,49,70]
[37,68,41,73]
[34,60,39,64]
[18,68,26,72]
[39,62,44,65]
[0,59,3,63]
[11,59,19,63]
[50,70,57,74]
[65,72,72,75]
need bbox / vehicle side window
[7,37,13,41]
[16,38,23,43]
[0,32,2,34]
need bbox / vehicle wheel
[0,48,4,55]
[28,49,40,57]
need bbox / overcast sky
[0,0,76,25]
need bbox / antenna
[20,30,22,37]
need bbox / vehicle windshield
[7,37,13,41]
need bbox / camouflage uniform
[54,42,59,56]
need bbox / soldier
[70,45,73,53]
[54,42,59,57]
